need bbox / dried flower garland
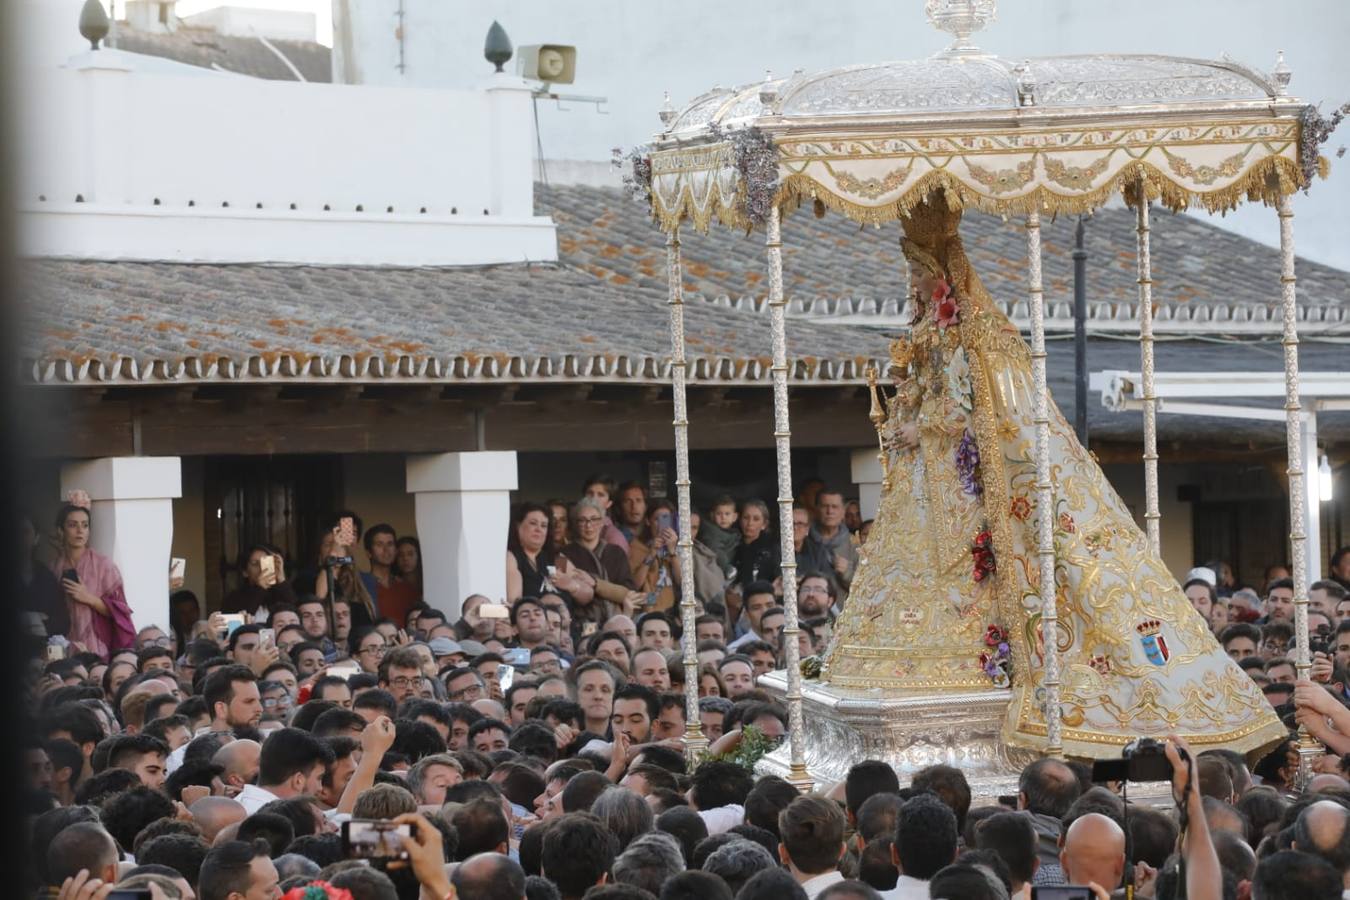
[1299,102,1350,189]
[707,123,780,227]
[979,624,1012,688]
[972,529,996,582]
[612,144,653,206]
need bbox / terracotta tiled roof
[113,24,331,82]
[21,258,889,386]
[537,184,1350,333]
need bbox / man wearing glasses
[378,646,425,703]
[797,572,839,621]
[443,666,487,703]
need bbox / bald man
[1293,800,1350,889]
[452,852,526,900]
[1308,774,1350,795]
[1060,813,1125,891]
[213,739,261,795]
[189,796,247,844]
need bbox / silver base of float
[753,671,1174,806]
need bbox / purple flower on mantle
[956,429,982,496]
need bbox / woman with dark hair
[49,502,136,658]
[315,511,377,630]
[507,502,554,600]
[220,544,297,618]
[629,499,681,613]
[506,502,594,608]
[394,536,423,601]
[19,512,67,637]
[1252,737,1299,799]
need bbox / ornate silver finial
[1014,60,1037,106]
[1272,49,1292,97]
[925,0,997,56]
[759,69,779,107]
[658,91,677,126]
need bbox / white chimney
[124,0,177,33]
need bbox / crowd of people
[17,474,1350,900]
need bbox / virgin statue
[823,191,1286,759]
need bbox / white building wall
[330,0,1350,270]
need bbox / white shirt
[697,803,745,835]
[801,870,846,899]
[165,741,188,775]
[726,631,766,652]
[883,875,930,900]
[236,783,280,815]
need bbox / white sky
[172,0,334,45]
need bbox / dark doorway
[203,455,342,610]
[1191,497,1289,591]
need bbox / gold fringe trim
[650,153,1305,233]
[1001,706,1289,765]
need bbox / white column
[667,227,708,762]
[1135,191,1161,555]
[61,457,182,631]
[766,205,810,792]
[1277,194,1318,787]
[850,448,884,521]
[406,451,518,619]
[483,73,536,218]
[71,50,134,205]
[1304,411,1323,587]
[1027,209,1062,758]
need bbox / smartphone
[341,818,417,859]
[61,568,79,584]
[335,517,356,548]
[220,613,246,638]
[498,663,515,692]
[327,662,361,680]
[1031,888,1094,900]
[503,647,531,667]
[259,556,275,579]
[581,621,598,637]
[480,603,511,619]
[46,643,64,662]
[170,557,186,581]
[259,628,275,645]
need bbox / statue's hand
[898,421,919,447]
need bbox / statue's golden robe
[824,194,1286,760]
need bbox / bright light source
[1319,453,1334,503]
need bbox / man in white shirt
[688,760,753,835]
[779,795,848,898]
[237,727,335,814]
[885,794,958,899]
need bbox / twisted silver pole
[667,227,707,764]
[1277,195,1317,787]
[1136,190,1161,556]
[1027,209,1062,757]
[766,205,809,791]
